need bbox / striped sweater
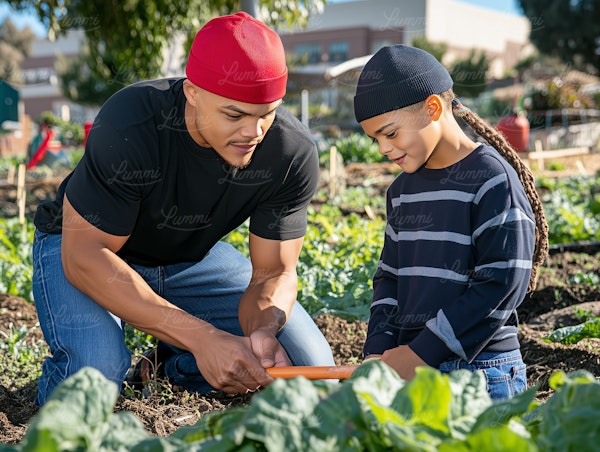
[364,144,535,367]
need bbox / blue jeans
[438,350,527,401]
[32,231,335,405]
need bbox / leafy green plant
[0,322,47,389]
[573,305,596,322]
[0,322,40,359]
[12,367,150,451]
[314,186,386,215]
[0,218,34,302]
[37,112,85,146]
[124,325,157,357]
[544,317,600,345]
[7,362,600,451]
[321,133,384,165]
[0,156,25,172]
[298,205,384,320]
[223,206,384,321]
[539,175,600,244]
[546,161,565,171]
[569,270,600,285]
[525,370,600,450]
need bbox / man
[32,11,335,405]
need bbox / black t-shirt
[34,78,319,266]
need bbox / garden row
[4,360,599,451]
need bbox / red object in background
[496,112,530,153]
[26,128,54,170]
[83,121,93,147]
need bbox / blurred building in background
[280,0,532,80]
[278,0,534,127]
[17,0,530,125]
[18,29,90,123]
[18,29,186,124]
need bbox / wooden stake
[7,165,15,185]
[534,140,544,170]
[329,145,337,199]
[17,164,26,225]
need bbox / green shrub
[322,133,384,165]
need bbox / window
[295,44,323,64]
[329,42,349,63]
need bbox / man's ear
[183,80,198,107]
[425,94,443,121]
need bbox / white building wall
[426,0,531,73]
[304,0,427,45]
[304,0,531,77]
[29,29,86,57]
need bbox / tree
[450,49,490,99]
[0,18,36,86]
[4,0,326,105]
[411,36,447,63]
[517,0,600,74]
[410,37,489,99]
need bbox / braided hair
[447,92,548,292]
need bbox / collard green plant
[545,318,600,345]
[15,367,150,451]
[525,370,600,451]
[9,363,600,451]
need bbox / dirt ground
[1,248,600,444]
[1,154,600,444]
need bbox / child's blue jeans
[438,350,527,400]
[32,230,335,405]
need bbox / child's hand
[381,345,428,381]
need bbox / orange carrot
[266,365,358,380]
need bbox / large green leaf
[545,318,600,344]
[20,367,149,451]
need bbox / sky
[0,0,523,38]
[454,0,522,16]
[0,3,46,36]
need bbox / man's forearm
[63,248,216,352]
[238,270,298,336]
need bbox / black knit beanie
[354,45,453,122]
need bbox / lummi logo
[218,61,271,87]
[107,161,162,186]
[156,206,212,231]
[218,166,273,186]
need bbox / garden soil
[1,154,600,444]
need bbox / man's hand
[381,345,428,381]
[249,328,291,368]
[191,329,277,394]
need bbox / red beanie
[185,12,288,104]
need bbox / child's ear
[425,95,443,121]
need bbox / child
[353,45,548,400]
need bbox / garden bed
[1,241,600,444]
[1,157,600,445]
